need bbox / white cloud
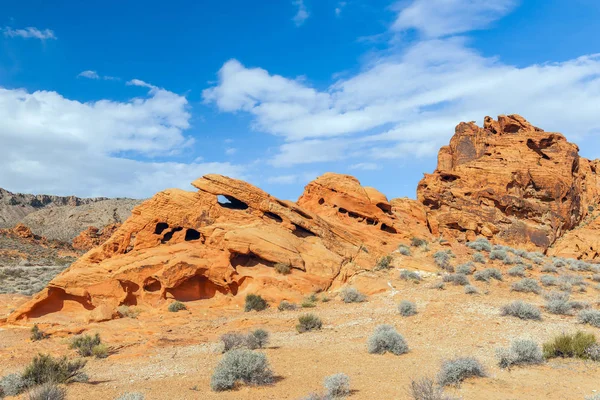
[335,1,347,16]
[225,147,237,155]
[203,0,600,168]
[392,0,518,38]
[78,70,118,81]
[0,83,244,197]
[292,0,310,26]
[3,27,56,40]
[78,70,100,79]
[349,162,380,171]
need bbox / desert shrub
[324,373,350,398]
[433,251,454,270]
[302,299,317,308]
[297,314,323,333]
[524,251,545,261]
[408,377,457,400]
[400,270,421,282]
[543,331,597,359]
[569,260,594,272]
[466,238,492,252]
[30,324,48,341]
[585,343,600,361]
[278,301,298,311]
[430,282,445,290]
[247,329,270,350]
[570,301,590,310]
[22,354,87,386]
[501,301,541,320]
[245,294,268,312]
[25,383,67,400]
[321,296,330,302]
[531,257,544,265]
[552,258,568,268]
[0,373,26,396]
[437,357,486,387]
[540,275,558,286]
[375,255,393,271]
[367,325,408,355]
[274,262,291,275]
[70,333,102,358]
[442,273,469,286]
[398,245,412,256]
[472,252,486,264]
[117,305,140,319]
[398,301,417,317]
[411,237,428,248]
[91,344,109,359]
[115,393,145,400]
[545,293,572,315]
[511,278,541,294]
[473,268,503,282]
[579,309,600,328]
[496,339,543,369]
[456,263,475,275]
[340,287,366,303]
[489,249,508,262]
[168,301,187,312]
[502,255,517,265]
[541,265,558,273]
[210,349,274,391]
[592,274,600,282]
[221,333,248,353]
[560,274,586,288]
[464,285,479,295]
[508,265,526,277]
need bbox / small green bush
[340,287,366,303]
[456,263,475,275]
[540,275,558,286]
[501,301,541,320]
[25,383,67,400]
[0,373,26,397]
[117,305,140,318]
[545,291,572,315]
[411,237,428,248]
[433,251,454,271]
[585,343,600,361]
[324,373,350,398]
[398,245,411,256]
[91,344,109,359]
[297,314,322,333]
[277,300,297,311]
[30,324,48,342]
[274,262,291,275]
[430,281,445,290]
[398,300,417,317]
[247,329,270,350]
[472,252,486,264]
[367,325,408,355]
[168,301,187,312]
[543,331,597,359]
[464,285,478,295]
[221,333,247,353]
[443,273,469,286]
[70,333,102,357]
[496,339,543,369]
[473,268,503,282]
[210,349,274,391]
[579,309,600,327]
[490,249,508,262]
[508,265,526,277]
[22,354,87,386]
[437,357,486,387]
[375,255,393,271]
[511,278,541,294]
[400,270,421,282]
[245,294,268,312]
[541,265,558,273]
[301,299,317,308]
[466,238,492,252]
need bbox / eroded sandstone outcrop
[10,174,414,322]
[72,224,121,251]
[418,115,600,249]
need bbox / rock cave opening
[154,222,169,235]
[217,195,249,210]
[292,223,317,238]
[161,227,183,243]
[184,228,201,241]
[264,212,283,223]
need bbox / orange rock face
[72,223,121,251]
[10,174,417,322]
[418,115,600,250]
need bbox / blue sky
[1,0,600,200]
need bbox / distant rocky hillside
[0,187,141,242]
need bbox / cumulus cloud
[0,84,244,197]
[292,0,310,26]
[392,0,518,38]
[203,0,600,168]
[3,27,56,40]
[78,70,100,79]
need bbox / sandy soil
[1,254,600,400]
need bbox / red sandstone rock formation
[417,115,600,249]
[10,174,415,322]
[72,224,121,251]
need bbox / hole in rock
[292,223,317,238]
[166,275,229,302]
[24,287,94,319]
[292,208,313,219]
[440,173,460,183]
[264,212,283,223]
[526,139,551,160]
[143,277,162,292]
[119,280,140,306]
[380,223,397,234]
[154,222,169,235]
[230,252,274,269]
[184,229,201,241]
[366,218,377,226]
[338,207,348,214]
[161,227,183,243]
[217,195,249,210]
[318,198,325,205]
[376,203,392,215]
